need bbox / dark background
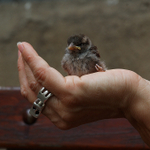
[0,0,150,86]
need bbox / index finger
[17,42,66,96]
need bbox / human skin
[17,42,150,147]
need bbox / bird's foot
[95,64,105,72]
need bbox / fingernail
[17,42,24,52]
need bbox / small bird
[61,34,107,77]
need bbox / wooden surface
[0,87,149,150]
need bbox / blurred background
[0,0,150,86]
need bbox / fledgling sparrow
[61,34,107,77]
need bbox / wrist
[123,74,150,146]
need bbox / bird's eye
[77,43,83,46]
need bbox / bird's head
[66,34,92,53]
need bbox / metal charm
[29,87,52,118]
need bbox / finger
[24,60,41,94]
[18,50,37,103]
[17,42,66,97]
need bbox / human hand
[17,42,150,147]
[17,41,138,128]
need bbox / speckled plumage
[61,34,106,77]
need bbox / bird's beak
[68,43,81,51]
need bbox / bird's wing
[89,46,101,58]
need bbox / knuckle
[57,122,71,130]
[61,93,78,109]
[20,86,28,100]
[60,112,73,123]
[34,67,46,83]
[26,55,33,64]
[29,81,38,92]
[62,95,80,109]
[17,63,22,72]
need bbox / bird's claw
[95,64,105,72]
